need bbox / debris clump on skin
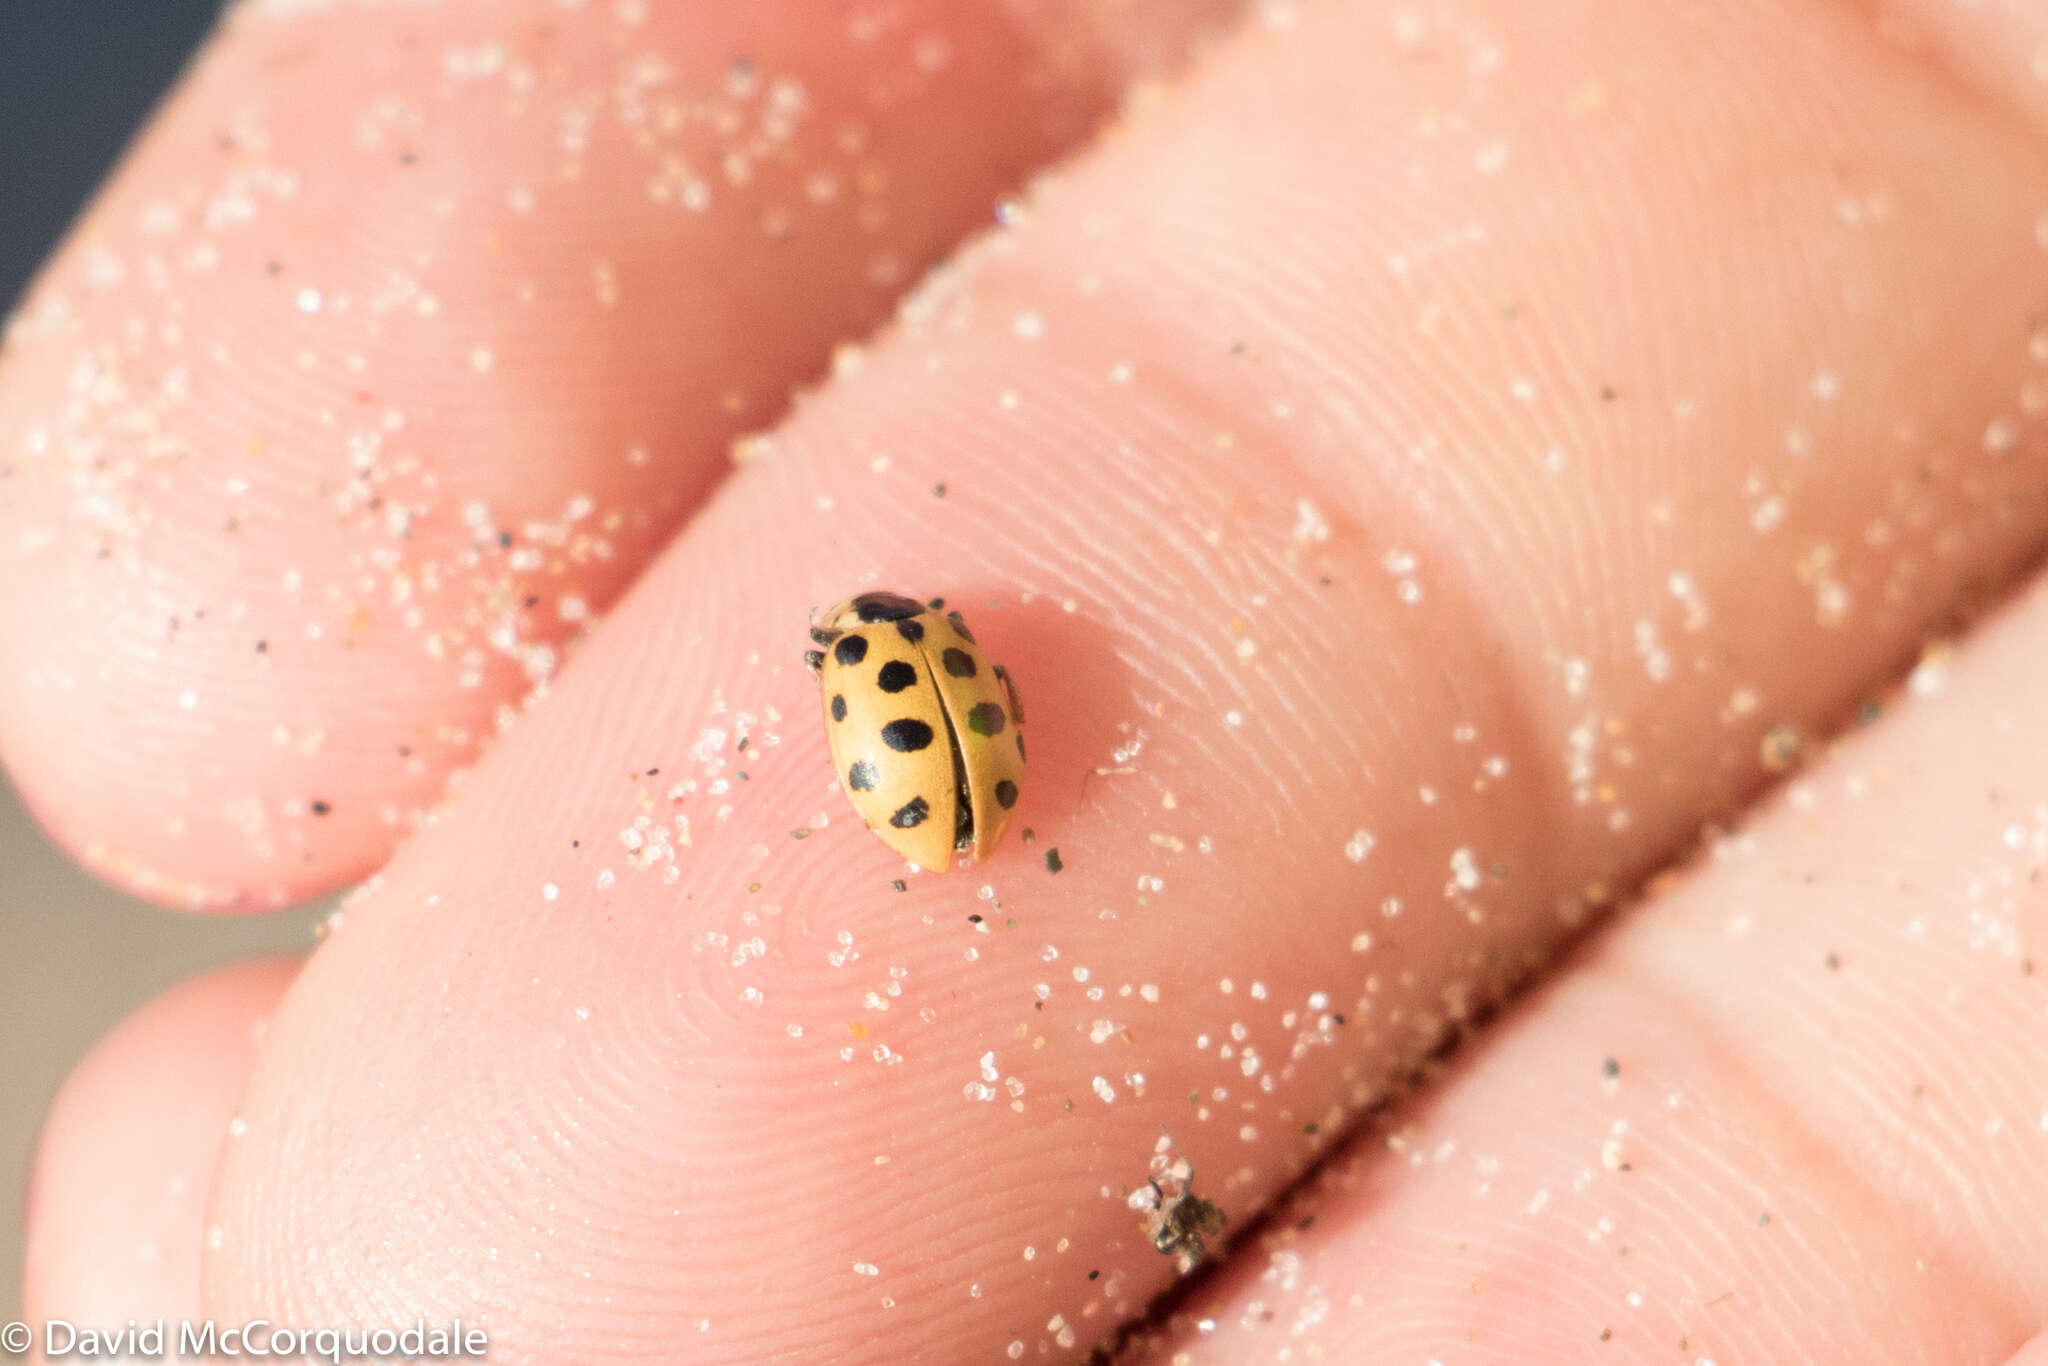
[1130,1141,1226,1273]
[1759,721,1805,772]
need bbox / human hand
[15,1,2048,1362]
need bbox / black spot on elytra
[941,647,976,678]
[967,702,1006,736]
[847,759,879,791]
[876,660,917,693]
[853,592,922,622]
[834,634,868,666]
[831,694,848,721]
[994,780,1018,810]
[882,719,934,752]
[948,611,975,643]
[895,617,925,644]
[1016,732,1026,761]
[890,796,930,828]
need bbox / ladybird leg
[804,650,825,673]
[994,664,1025,725]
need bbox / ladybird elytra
[808,591,1025,868]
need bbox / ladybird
[806,591,1025,869]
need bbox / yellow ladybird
[806,591,1025,869]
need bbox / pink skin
[12,0,2048,1361]
[20,959,297,1366]
[0,0,1235,909]
[1126,572,2048,1363]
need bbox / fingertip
[0,0,1240,911]
[22,957,298,1343]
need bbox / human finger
[20,958,297,1364]
[0,0,1234,909]
[1876,0,2048,134]
[206,0,2048,1360]
[1119,570,2048,1364]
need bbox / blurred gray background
[0,0,328,1323]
